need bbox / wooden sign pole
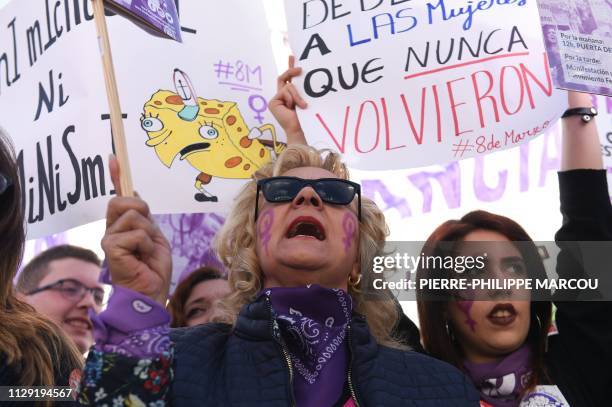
[92,0,134,197]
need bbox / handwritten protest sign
[285,0,566,169]
[96,0,183,198]
[0,0,280,239]
[350,121,567,241]
[538,0,612,97]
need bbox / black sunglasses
[26,278,106,307]
[0,172,13,196]
[255,176,361,221]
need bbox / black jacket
[169,297,480,406]
[544,170,612,406]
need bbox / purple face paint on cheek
[342,212,357,254]
[456,300,477,332]
[258,209,274,256]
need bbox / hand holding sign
[102,155,172,306]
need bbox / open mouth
[180,142,210,159]
[487,303,517,326]
[286,216,326,241]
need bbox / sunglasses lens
[314,180,356,204]
[259,177,358,215]
[262,178,303,202]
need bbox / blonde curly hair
[215,145,402,348]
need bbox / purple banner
[107,0,182,42]
[154,213,225,293]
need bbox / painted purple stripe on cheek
[342,212,357,254]
[258,209,274,256]
[457,300,477,332]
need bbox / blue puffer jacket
[169,296,480,406]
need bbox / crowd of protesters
[0,56,610,406]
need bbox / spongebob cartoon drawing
[141,69,284,202]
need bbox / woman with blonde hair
[0,132,82,399]
[79,140,478,405]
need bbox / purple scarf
[260,285,352,407]
[464,344,533,407]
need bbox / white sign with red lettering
[285,0,567,169]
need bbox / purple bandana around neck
[260,285,352,407]
[463,344,533,407]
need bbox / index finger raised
[277,67,303,91]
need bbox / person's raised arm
[269,55,308,145]
[551,91,612,406]
[557,90,609,237]
[561,91,603,171]
[79,156,174,405]
[103,155,172,304]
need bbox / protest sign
[0,0,280,239]
[284,0,566,170]
[94,0,182,199]
[350,121,568,241]
[538,0,612,96]
[104,0,182,41]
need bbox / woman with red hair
[416,91,612,406]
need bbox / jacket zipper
[266,297,297,407]
[347,324,361,407]
[278,322,295,394]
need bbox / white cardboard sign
[285,0,567,169]
[0,0,280,239]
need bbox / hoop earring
[348,274,362,288]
